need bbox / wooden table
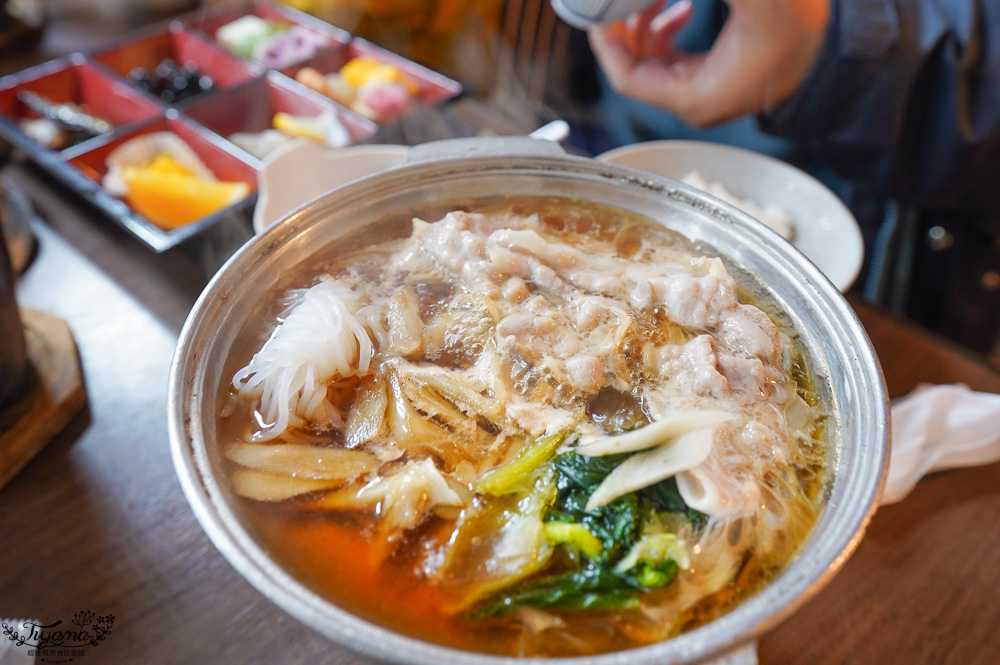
[5,164,1000,665]
[760,298,1000,665]
[3,6,1000,665]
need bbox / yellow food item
[272,112,326,142]
[366,63,420,96]
[146,152,194,177]
[339,56,381,88]
[340,57,420,97]
[122,159,249,230]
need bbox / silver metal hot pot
[169,137,889,665]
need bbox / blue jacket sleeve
[759,0,1000,212]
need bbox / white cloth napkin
[883,384,1000,505]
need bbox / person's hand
[588,0,830,127]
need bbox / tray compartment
[184,73,377,151]
[283,39,462,122]
[0,1,463,252]
[66,115,258,251]
[185,1,350,70]
[91,23,259,101]
[0,54,163,152]
[345,39,462,106]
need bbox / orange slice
[123,167,250,230]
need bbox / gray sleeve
[758,0,1000,210]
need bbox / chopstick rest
[882,383,1000,504]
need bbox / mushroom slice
[225,443,378,480]
[310,458,465,533]
[387,286,423,356]
[575,411,732,456]
[585,427,717,511]
[230,469,342,501]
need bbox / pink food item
[252,26,327,69]
[355,81,412,123]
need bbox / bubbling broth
[218,197,829,657]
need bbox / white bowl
[598,140,863,292]
[253,140,409,234]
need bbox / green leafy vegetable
[548,451,640,564]
[622,560,679,589]
[543,522,603,560]
[475,431,567,496]
[470,450,700,617]
[472,567,642,616]
[638,477,708,530]
[551,450,631,490]
[615,533,690,576]
[438,470,557,609]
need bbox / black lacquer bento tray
[0,1,462,252]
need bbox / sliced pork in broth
[219,200,828,656]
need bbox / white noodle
[233,280,373,440]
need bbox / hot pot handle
[405,136,568,164]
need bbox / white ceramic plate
[253,140,409,234]
[597,140,863,292]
